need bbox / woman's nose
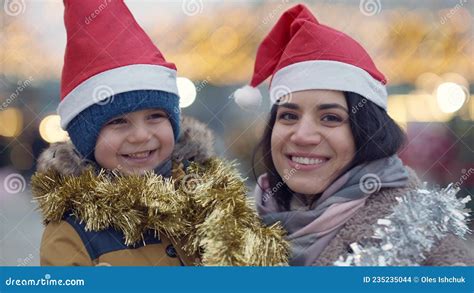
[290,119,322,146]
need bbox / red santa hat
[234,4,387,110]
[58,0,181,159]
[58,0,179,130]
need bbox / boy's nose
[127,126,152,143]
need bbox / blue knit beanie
[67,90,180,160]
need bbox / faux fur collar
[36,115,215,176]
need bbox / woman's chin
[285,178,325,195]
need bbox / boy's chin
[119,166,153,175]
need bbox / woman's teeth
[126,150,151,158]
[291,156,324,165]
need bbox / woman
[234,4,472,266]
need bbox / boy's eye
[278,112,298,121]
[107,118,127,125]
[148,112,167,120]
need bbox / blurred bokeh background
[1,0,473,266]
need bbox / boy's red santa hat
[234,4,387,110]
[59,0,180,159]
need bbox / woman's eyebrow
[317,103,348,112]
[278,103,300,110]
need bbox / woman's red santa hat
[234,4,387,110]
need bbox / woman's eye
[107,118,127,125]
[278,112,298,121]
[321,114,343,123]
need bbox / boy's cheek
[94,146,119,170]
[157,139,175,163]
[94,138,121,170]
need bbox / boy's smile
[119,149,161,168]
[94,108,175,175]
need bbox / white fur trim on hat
[270,60,387,109]
[57,64,179,129]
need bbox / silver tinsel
[334,183,472,266]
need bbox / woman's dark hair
[252,91,406,210]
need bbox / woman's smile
[285,153,329,171]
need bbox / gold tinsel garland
[31,158,289,266]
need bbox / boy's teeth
[291,156,324,165]
[127,151,151,158]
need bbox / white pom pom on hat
[233,85,262,110]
